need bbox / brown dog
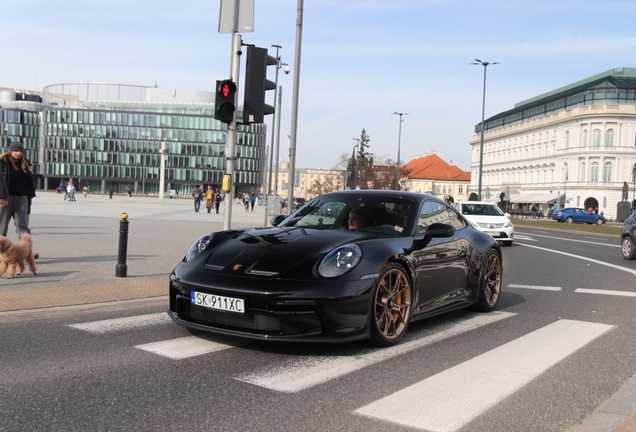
[0,234,37,279]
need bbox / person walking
[0,141,36,238]
[83,186,89,198]
[249,191,256,212]
[214,188,222,214]
[109,187,114,199]
[192,185,203,213]
[243,192,250,212]
[66,182,76,202]
[127,187,132,197]
[204,185,214,214]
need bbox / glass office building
[0,83,266,197]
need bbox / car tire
[503,241,512,246]
[369,263,412,347]
[595,218,604,225]
[565,216,574,223]
[471,249,502,312]
[622,237,636,260]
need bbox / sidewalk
[0,191,272,313]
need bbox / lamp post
[266,45,289,196]
[352,138,359,189]
[632,163,636,211]
[563,169,568,209]
[391,112,408,190]
[470,59,499,201]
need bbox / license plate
[191,291,244,313]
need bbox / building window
[605,129,614,147]
[565,131,570,149]
[603,162,612,183]
[590,162,599,183]
[592,129,601,147]
[459,185,463,194]
[582,130,588,147]
[580,161,586,182]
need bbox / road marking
[355,319,614,432]
[517,243,636,276]
[576,288,636,297]
[237,311,515,393]
[68,312,171,334]
[511,234,536,241]
[516,232,618,247]
[135,336,243,359]
[508,284,562,291]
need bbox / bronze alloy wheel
[477,250,502,311]
[371,263,412,346]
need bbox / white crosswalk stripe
[135,336,244,359]
[237,311,515,393]
[508,283,562,291]
[354,319,614,432]
[68,312,171,334]
[576,288,636,297]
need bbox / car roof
[317,190,438,203]
[456,201,498,206]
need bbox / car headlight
[317,244,362,278]
[504,221,513,228]
[185,233,214,261]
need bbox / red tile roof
[401,154,471,181]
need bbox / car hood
[201,227,374,277]
[462,215,511,224]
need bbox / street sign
[219,0,254,33]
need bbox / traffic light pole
[223,32,242,230]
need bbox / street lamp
[352,138,360,189]
[391,111,408,190]
[470,59,499,201]
[266,45,289,196]
[563,169,568,209]
[632,163,636,211]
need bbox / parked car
[453,201,514,246]
[293,197,307,210]
[168,190,503,346]
[551,207,606,225]
[621,210,636,259]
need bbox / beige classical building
[272,160,345,200]
[470,67,636,218]
[400,152,471,202]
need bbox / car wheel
[369,263,412,347]
[622,237,636,260]
[503,241,512,246]
[595,218,604,225]
[565,216,574,223]
[472,249,502,312]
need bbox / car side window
[416,201,465,234]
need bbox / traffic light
[215,79,236,124]
[242,46,276,124]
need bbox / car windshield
[461,204,504,216]
[278,195,415,236]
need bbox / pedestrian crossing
[66,309,617,431]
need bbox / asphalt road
[2,197,636,431]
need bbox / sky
[3,0,636,172]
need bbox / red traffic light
[215,80,236,124]
[218,80,236,99]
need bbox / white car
[453,201,514,246]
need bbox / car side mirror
[270,215,286,227]
[425,223,455,238]
[504,213,511,218]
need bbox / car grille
[477,222,505,229]
[189,303,282,333]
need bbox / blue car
[551,207,606,225]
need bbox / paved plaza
[0,191,275,313]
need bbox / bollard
[115,213,129,277]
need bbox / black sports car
[168,190,503,346]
